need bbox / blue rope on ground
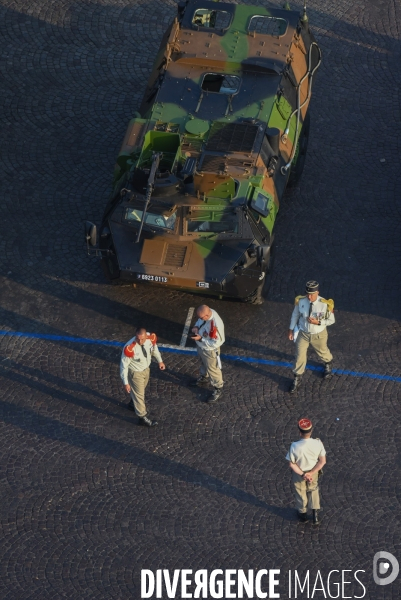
[0,330,400,383]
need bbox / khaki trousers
[293,328,333,375]
[197,346,223,389]
[128,368,150,417]
[292,471,321,512]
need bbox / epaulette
[320,298,334,312]
[295,295,306,305]
[124,341,136,357]
[147,332,157,346]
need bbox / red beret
[298,418,313,431]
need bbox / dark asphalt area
[0,0,400,598]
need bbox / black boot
[298,511,308,522]
[323,362,333,380]
[208,387,223,403]
[188,375,209,387]
[312,510,320,525]
[139,415,158,427]
[289,375,302,394]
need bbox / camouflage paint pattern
[98,0,321,301]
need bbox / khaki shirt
[290,296,335,334]
[195,309,225,351]
[120,336,163,385]
[286,438,326,472]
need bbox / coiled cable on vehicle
[282,42,321,142]
[280,41,322,176]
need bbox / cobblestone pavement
[0,0,401,598]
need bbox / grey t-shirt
[286,438,326,471]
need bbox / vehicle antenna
[135,152,162,243]
[301,0,308,23]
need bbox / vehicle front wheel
[244,283,265,305]
[101,254,120,281]
[244,244,275,305]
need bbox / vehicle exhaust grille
[206,123,259,153]
[201,155,226,172]
[164,244,186,267]
[200,154,255,172]
[228,157,255,167]
[181,136,204,157]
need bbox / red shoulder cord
[124,340,136,357]
[147,333,157,346]
[209,320,218,340]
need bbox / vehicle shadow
[0,306,123,365]
[0,0,400,323]
[0,277,185,345]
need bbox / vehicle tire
[287,112,310,188]
[101,255,120,281]
[244,285,264,305]
[244,244,275,305]
[261,242,275,298]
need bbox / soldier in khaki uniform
[189,304,225,403]
[288,280,335,393]
[286,418,327,525]
[120,327,165,427]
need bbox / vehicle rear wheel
[287,112,310,188]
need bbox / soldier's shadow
[230,360,291,393]
[152,365,193,386]
[224,336,294,362]
[0,360,134,424]
[0,397,297,522]
[149,369,212,406]
[152,360,292,398]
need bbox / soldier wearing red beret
[120,327,165,427]
[286,418,327,524]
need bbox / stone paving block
[0,0,400,598]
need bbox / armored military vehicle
[85,0,321,303]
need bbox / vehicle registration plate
[136,273,168,283]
